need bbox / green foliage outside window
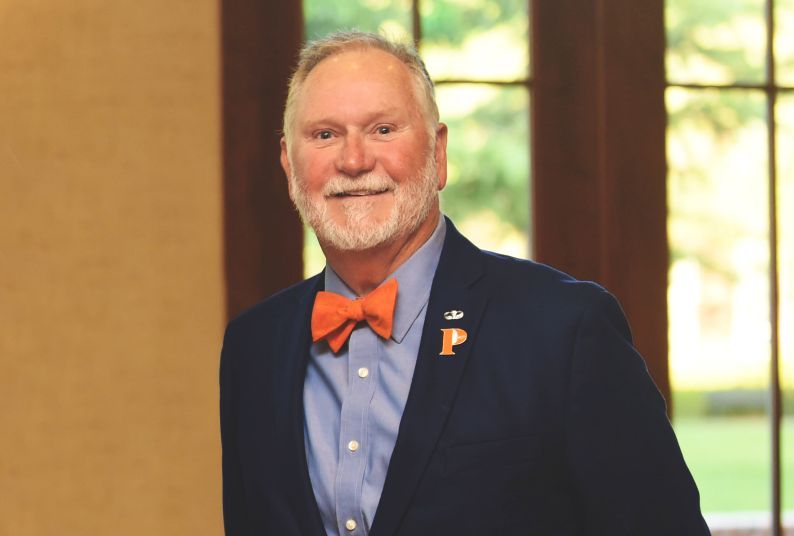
[302,0,531,275]
[666,0,794,519]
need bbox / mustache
[322,174,397,197]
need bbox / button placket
[334,326,378,535]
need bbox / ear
[434,123,448,191]
[280,137,292,179]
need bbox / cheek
[294,156,332,194]
[378,144,428,182]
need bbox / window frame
[664,0,789,531]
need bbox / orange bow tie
[311,278,398,353]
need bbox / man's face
[281,48,447,251]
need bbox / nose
[336,133,374,177]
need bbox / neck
[322,211,440,296]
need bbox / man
[220,31,709,535]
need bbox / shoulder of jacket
[225,273,321,335]
[481,250,606,298]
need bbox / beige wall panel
[0,1,224,534]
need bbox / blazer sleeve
[565,290,710,535]
[219,323,249,536]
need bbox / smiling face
[280,47,447,252]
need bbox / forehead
[295,48,421,121]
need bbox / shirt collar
[324,215,447,344]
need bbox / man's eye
[377,126,392,135]
[317,131,332,140]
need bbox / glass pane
[420,0,529,81]
[302,0,413,278]
[667,87,772,525]
[666,0,766,85]
[778,94,794,524]
[304,226,325,278]
[437,84,530,257]
[778,0,794,86]
[304,0,411,42]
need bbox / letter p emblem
[439,328,468,356]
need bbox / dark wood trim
[669,82,794,91]
[765,0,782,531]
[412,0,422,47]
[221,0,305,319]
[531,0,671,407]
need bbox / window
[302,0,531,276]
[666,0,793,531]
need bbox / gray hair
[282,30,439,144]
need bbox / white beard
[288,154,439,251]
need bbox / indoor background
[1,0,791,534]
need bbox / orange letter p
[439,328,468,356]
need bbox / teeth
[333,189,387,197]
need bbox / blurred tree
[438,86,529,238]
[304,0,411,41]
[667,0,765,85]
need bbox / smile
[330,189,391,198]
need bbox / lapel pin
[439,328,468,356]
[443,310,464,320]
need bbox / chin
[316,216,402,251]
[291,160,439,252]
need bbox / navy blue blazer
[220,219,709,535]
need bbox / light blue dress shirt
[303,217,447,536]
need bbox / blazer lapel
[271,275,327,534]
[371,221,489,536]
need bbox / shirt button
[347,440,360,452]
[345,519,357,531]
[357,367,369,378]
